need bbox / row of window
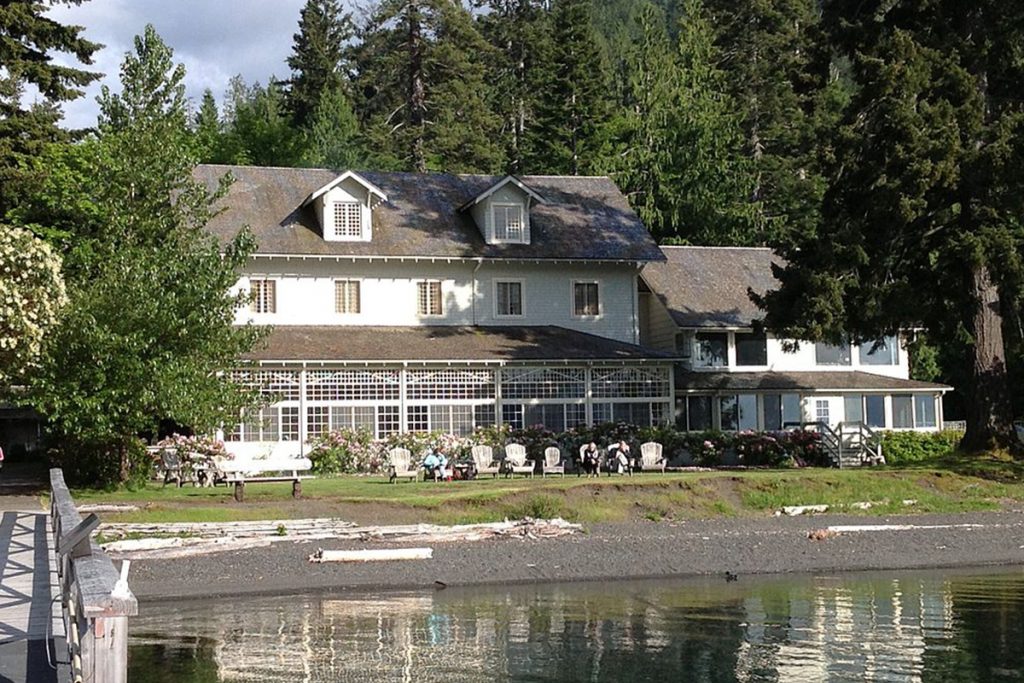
[691,332,900,368]
[248,278,602,318]
[677,392,937,432]
[328,200,527,244]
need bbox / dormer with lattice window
[459,175,545,246]
[302,170,388,242]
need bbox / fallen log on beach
[309,547,434,563]
[101,517,582,560]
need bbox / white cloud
[45,0,313,129]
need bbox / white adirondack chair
[388,447,418,483]
[471,445,500,478]
[639,442,666,473]
[542,446,564,477]
[503,444,533,478]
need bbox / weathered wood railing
[50,468,138,683]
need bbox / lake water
[129,568,1024,682]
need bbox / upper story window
[250,279,276,314]
[335,279,361,314]
[859,336,899,365]
[417,281,443,316]
[735,332,768,366]
[573,282,600,317]
[694,332,728,367]
[493,204,525,242]
[495,281,523,317]
[815,342,851,366]
[332,201,363,239]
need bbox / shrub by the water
[880,430,961,465]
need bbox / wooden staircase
[801,421,883,468]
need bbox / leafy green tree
[301,85,365,169]
[759,1,1024,451]
[704,0,825,244]
[0,0,100,217]
[531,0,609,175]
[25,25,261,484]
[222,76,304,166]
[285,0,355,129]
[353,0,504,173]
[0,226,66,386]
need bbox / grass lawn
[67,452,1024,526]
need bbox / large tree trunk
[407,0,426,173]
[961,261,1017,452]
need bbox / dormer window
[332,201,362,239]
[493,204,525,242]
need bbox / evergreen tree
[613,0,758,244]
[759,1,1024,451]
[704,0,826,244]
[531,0,609,175]
[25,26,261,484]
[474,0,552,173]
[222,77,304,166]
[353,0,504,173]
[301,85,364,169]
[192,89,225,162]
[0,0,100,217]
[286,0,355,129]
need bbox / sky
[45,0,316,129]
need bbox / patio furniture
[639,442,666,473]
[160,450,184,487]
[503,444,534,478]
[471,445,500,478]
[219,455,314,501]
[542,447,565,477]
[388,448,419,483]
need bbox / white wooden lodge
[197,166,675,457]
[195,166,950,460]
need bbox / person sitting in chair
[579,442,600,477]
[608,440,632,474]
[422,448,449,481]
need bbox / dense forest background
[4,0,1024,478]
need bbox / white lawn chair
[639,442,666,473]
[388,448,418,483]
[542,446,565,477]
[160,450,183,487]
[471,445,500,478]
[503,444,534,478]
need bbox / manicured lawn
[69,453,1024,526]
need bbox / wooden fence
[50,469,138,683]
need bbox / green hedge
[880,430,961,465]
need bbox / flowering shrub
[733,431,788,467]
[307,427,380,474]
[783,428,827,466]
[155,433,229,461]
[681,431,730,465]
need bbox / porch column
[584,365,594,426]
[399,364,408,433]
[494,366,503,427]
[298,367,307,456]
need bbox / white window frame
[492,203,525,243]
[571,280,601,318]
[815,399,830,424]
[417,280,444,317]
[334,279,361,315]
[331,200,363,240]
[493,279,525,318]
[249,278,277,314]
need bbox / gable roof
[301,170,388,206]
[641,246,780,329]
[456,175,547,211]
[194,165,663,262]
[677,370,951,393]
[243,325,673,363]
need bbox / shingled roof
[641,246,780,328]
[677,370,951,392]
[244,325,674,363]
[194,165,664,262]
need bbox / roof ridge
[659,245,773,251]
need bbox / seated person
[422,449,450,481]
[607,440,632,474]
[580,442,600,477]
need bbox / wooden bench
[216,457,314,502]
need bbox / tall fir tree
[0,0,100,217]
[192,88,226,162]
[286,0,355,129]
[353,0,504,173]
[531,0,609,175]
[759,1,1024,451]
[474,0,552,173]
[704,0,825,244]
[24,25,261,484]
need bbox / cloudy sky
[47,0,325,129]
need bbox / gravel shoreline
[129,509,1024,602]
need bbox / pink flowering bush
[307,427,380,474]
[733,430,788,466]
